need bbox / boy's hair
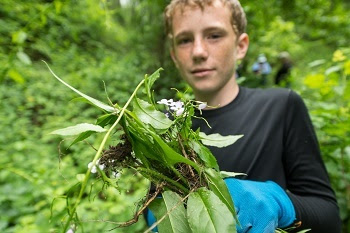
[164,0,247,38]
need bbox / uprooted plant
[47,63,246,233]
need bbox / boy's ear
[236,33,249,60]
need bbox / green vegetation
[1,0,349,232]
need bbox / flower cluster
[157,99,185,116]
[87,159,121,178]
[157,99,207,116]
[87,159,105,173]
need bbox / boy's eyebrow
[174,30,192,39]
[174,26,227,39]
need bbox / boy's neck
[194,78,239,109]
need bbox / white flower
[157,99,185,116]
[198,102,207,110]
[66,229,74,233]
[157,99,169,105]
[172,100,184,108]
[87,159,104,174]
[112,171,121,179]
[157,98,174,106]
[176,107,185,116]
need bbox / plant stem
[62,79,145,233]
[137,167,189,194]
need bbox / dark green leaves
[189,139,219,170]
[144,68,163,105]
[187,188,236,233]
[199,132,243,148]
[148,191,190,233]
[204,168,236,218]
[149,189,236,233]
[133,98,173,132]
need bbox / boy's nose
[192,39,208,63]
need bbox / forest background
[1,0,350,232]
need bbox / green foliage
[295,48,350,233]
[187,188,236,233]
[148,191,191,233]
[1,0,349,232]
[48,66,241,232]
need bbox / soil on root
[99,134,133,169]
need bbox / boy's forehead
[171,1,231,33]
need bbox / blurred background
[0,0,349,232]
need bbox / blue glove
[145,208,158,232]
[224,178,296,233]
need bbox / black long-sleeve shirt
[192,86,341,232]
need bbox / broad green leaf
[129,131,157,165]
[189,139,219,170]
[199,132,243,148]
[220,171,246,179]
[148,130,200,171]
[205,168,236,219]
[187,188,236,233]
[44,61,116,113]
[133,98,173,132]
[50,123,106,136]
[145,68,163,104]
[69,114,117,147]
[148,191,190,233]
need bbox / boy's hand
[224,178,296,233]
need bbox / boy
[148,1,341,232]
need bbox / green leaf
[44,61,116,113]
[145,68,163,104]
[50,123,106,136]
[16,51,32,65]
[199,132,243,148]
[187,188,236,233]
[148,130,200,171]
[308,59,325,68]
[69,114,117,147]
[12,30,27,44]
[133,98,173,132]
[220,171,246,179]
[204,168,236,219]
[189,139,219,170]
[148,191,190,233]
[69,131,94,147]
[325,65,341,76]
[96,114,118,126]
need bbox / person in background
[146,0,341,232]
[275,51,293,87]
[252,53,272,86]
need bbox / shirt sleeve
[283,91,341,232]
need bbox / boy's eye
[177,38,192,45]
[208,33,222,40]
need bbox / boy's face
[170,0,248,98]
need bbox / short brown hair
[164,0,247,38]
